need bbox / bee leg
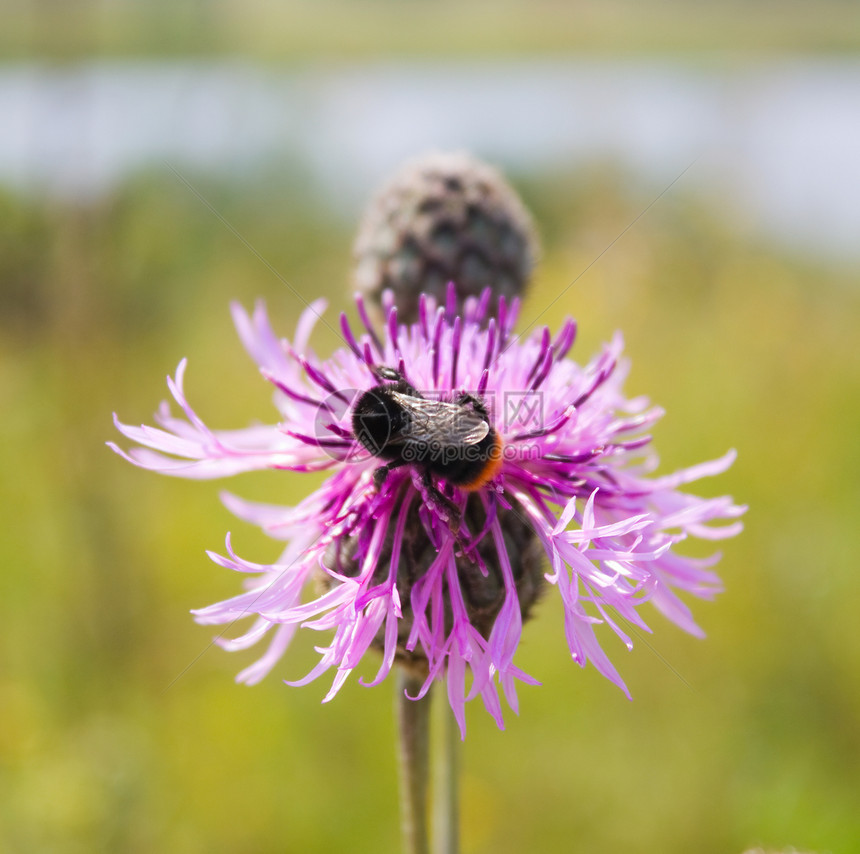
[420,470,462,531]
[417,472,479,562]
[454,392,490,421]
[372,465,390,490]
[372,458,410,490]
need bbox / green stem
[432,692,460,854]
[396,668,431,854]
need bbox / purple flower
[110,286,744,735]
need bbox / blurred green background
[2,2,860,853]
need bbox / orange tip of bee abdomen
[460,434,504,492]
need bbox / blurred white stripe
[1,59,858,264]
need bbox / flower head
[353,150,539,324]
[110,285,744,735]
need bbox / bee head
[372,365,405,384]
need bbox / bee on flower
[110,283,743,737]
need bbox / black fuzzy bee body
[352,367,502,523]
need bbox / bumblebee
[351,366,503,525]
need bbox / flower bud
[353,151,539,325]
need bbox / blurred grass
[4,0,860,60]
[1,162,858,853]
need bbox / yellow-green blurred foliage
[3,163,858,853]
[2,4,860,853]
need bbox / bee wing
[389,393,490,445]
[459,415,491,444]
